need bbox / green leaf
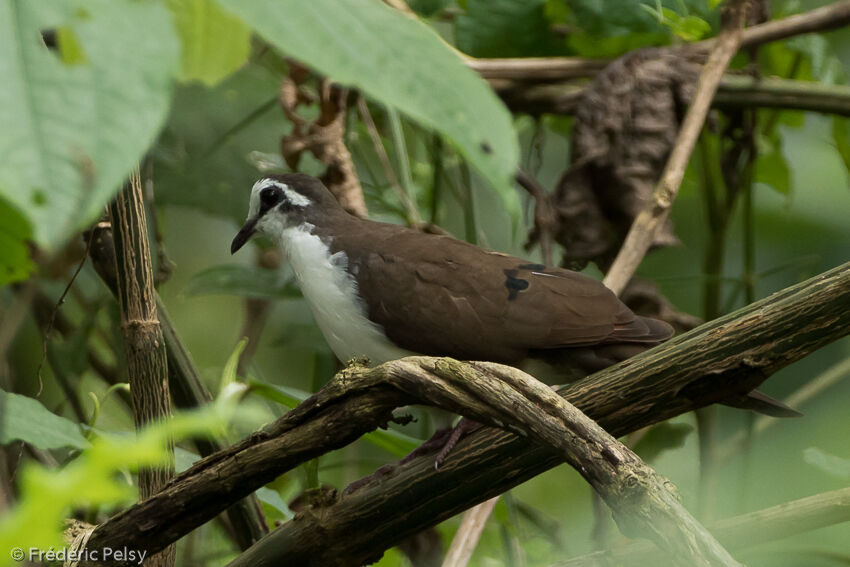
[568,0,661,36]
[640,3,710,42]
[175,446,200,473]
[0,388,89,450]
[247,379,312,408]
[786,35,845,85]
[218,337,248,399]
[216,0,519,209]
[456,0,564,58]
[186,265,301,300]
[632,422,693,462]
[164,0,251,86]
[152,66,284,223]
[755,134,790,195]
[256,487,294,519]
[0,197,35,286]
[0,0,179,250]
[832,117,850,179]
[567,31,668,58]
[803,447,850,479]
[408,0,452,17]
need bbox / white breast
[277,225,413,364]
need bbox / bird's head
[230,174,343,254]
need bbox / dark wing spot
[503,269,529,301]
[480,141,492,154]
[518,263,546,271]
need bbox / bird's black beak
[231,218,258,254]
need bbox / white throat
[275,224,413,364]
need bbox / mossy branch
[73,261,850,566]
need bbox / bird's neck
[273,221,412,365]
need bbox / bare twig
[722,0,850,51]
[280,72,368,218]
[357,98,423,225]
[33,232,96,397]
[466,57,607,81]
[603,5,747,295]
[495,76,850,118]
[29,289,127,406]
[712,75,850,117]
[465,2,850,85]
[441,497,500,567]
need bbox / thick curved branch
[73,261,850,565]
[230,261,850,567]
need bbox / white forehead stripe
[253,179,312,207]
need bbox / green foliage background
[1,0,849,566]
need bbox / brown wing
[335,222,671,364]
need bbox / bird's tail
[721,389,802,418]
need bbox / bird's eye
[260,187,281,208]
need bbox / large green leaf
[186,265,301,300]
[0,0,178,250]
[216,0,518,205]
[0,388,89,450]
[165,0,251,86]
[153,65,285,223]
[755,133,791,195]
[833,117,850,180]
[456,0,564,58]
[0,197,35,286]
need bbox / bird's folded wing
[344,228,668,363]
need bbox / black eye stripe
[258,186,285,216]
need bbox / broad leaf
[256,487,294,519]
[457,0,564,58]
[152,65,284,223]
[832,117,850,180]
[0,0,178,250]
[165,0,251,86]
[755,134,791,195]
[216,0,519,208]
[0,197,35,286]
[0,388,89,450]
[186,265,301,300]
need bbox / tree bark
[76,261,850,565]
[108,168,175,567]
[88,223,268,550]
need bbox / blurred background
[2,0,849,566]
